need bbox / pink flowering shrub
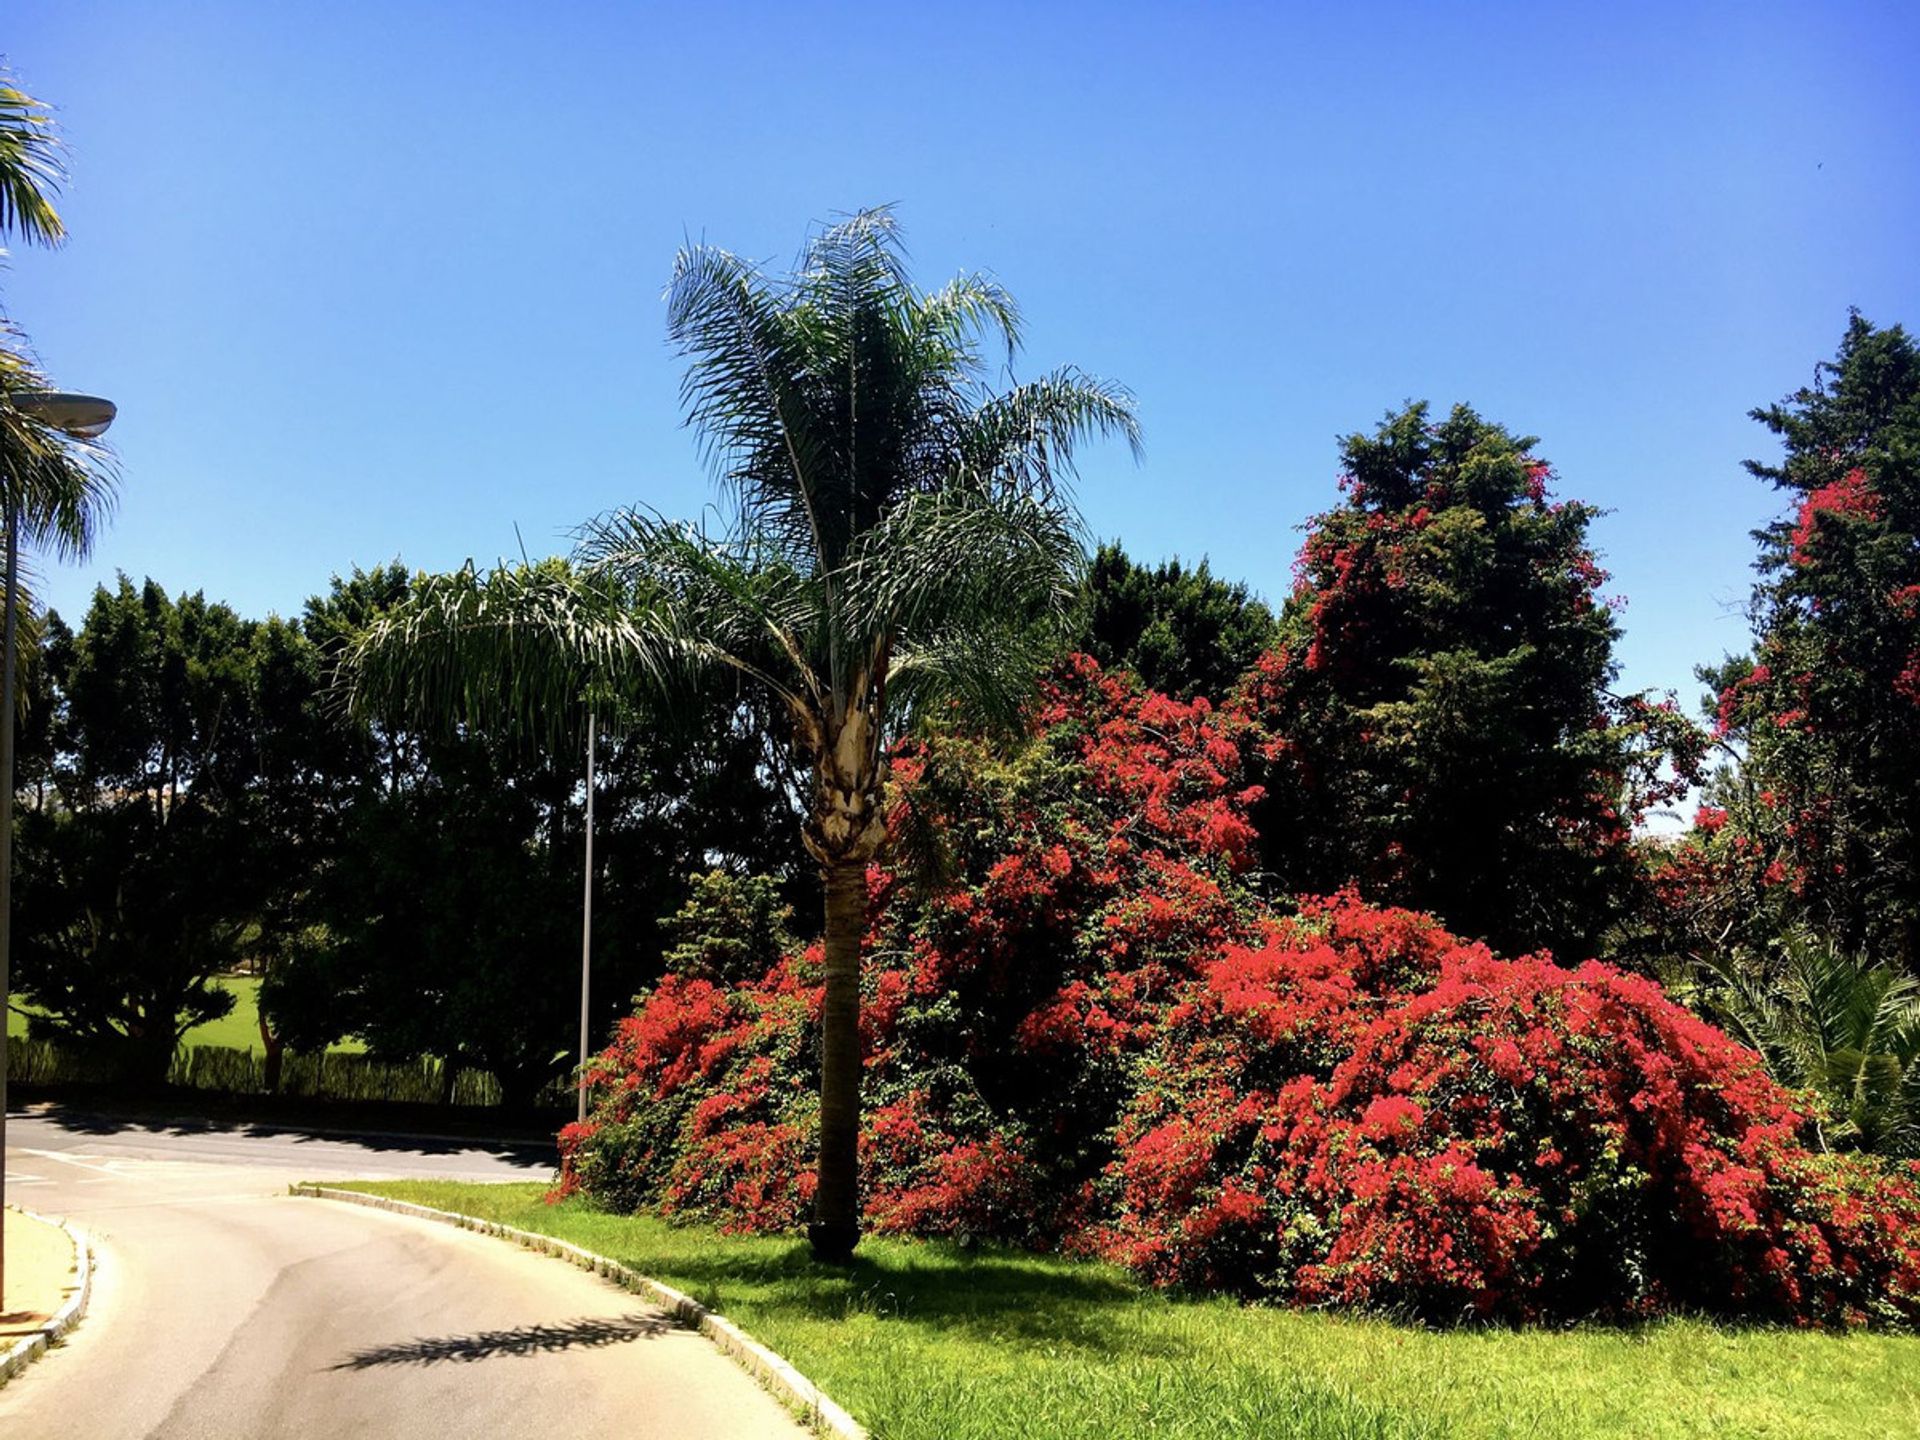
[559,657,1920,1327]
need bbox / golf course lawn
[7,975,365,1054]
[337,1179,1920,1440]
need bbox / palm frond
[342,561,675,747]
[915,271,1022,365]
[1697,932,1920,1157]
[838,486,1085,645]
[0,334,118,560]
[666,241,836,574]
[577,506,824,711]
[957,367,1141,503]
[0,77,64,248]
[887,619,1065,738]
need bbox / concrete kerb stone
[0,1208,95,1389]
[290,1184,866,1440]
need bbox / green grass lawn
[336,1180,1920,1440]
[8,975,365,1054]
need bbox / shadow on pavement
[16,1094,559,1167]
[329,1313,672,1368]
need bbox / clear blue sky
[6,1,1917,707]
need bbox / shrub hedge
[6,1034,568,1110]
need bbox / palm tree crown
[0,74,114,568]
[348,208,1136,1259]
[351,207,1137,816]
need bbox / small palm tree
[347,209,1136,1258]
[1699,932,1920,1157]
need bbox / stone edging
[290,1185,865,1439]
[0,1208,94,1389]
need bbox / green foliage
[342,1180,1920,1440]
[1696,931,1920,1158]
[1699,314,1920,968]
[261,566,804,1105]
[13,578,280,1080]
[8,564,800,1099]
[1243,402,1696,959]
[5,1033,552,1107]
[661,870,797,985]
[0,69,64,248]
[1079,542,1276,699]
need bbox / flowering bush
[560,657,1920,1327]
[1101,899,1920,1323]
[567,657,1266,1241]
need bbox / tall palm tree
[347,208,1137,1259]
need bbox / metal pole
[576,713,595,1124]
[1,497,19,1308]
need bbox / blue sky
[5,1,1917,708]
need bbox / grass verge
[333,1179,1920,1440]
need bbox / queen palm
[0,71,116,675]
[347,209,1136,1258]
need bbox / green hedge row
[5,1034,570,1110]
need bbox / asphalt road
[0,1105,807,1439]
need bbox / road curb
[290,1185,866,1439]
[0,1208,94,1389]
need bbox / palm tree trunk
[809,857,865,1262]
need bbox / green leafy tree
[348,209,1135,1258]
[1242,402,1696,959]
[661,870,798,985]
[1701,314,1920,967]
[259,564,805,1106]
[14,579,268,1079]
[1078,542,1274,699]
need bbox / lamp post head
[12,390,115,440]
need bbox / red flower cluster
[1101,897,1920,1323]
[561,658,1267,1240]
[558,657,1920,1327]
[1789,468,1883,568]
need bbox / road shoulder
[293,1184,865,1439]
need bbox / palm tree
[347,208,1137,1259]
[1698,933,1920,1157]
[0,69,115,675]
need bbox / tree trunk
[259,1012,285,1093]
[809,858,865,1262]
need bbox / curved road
[0,1106,806,1439]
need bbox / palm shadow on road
[329,1312,672,1369]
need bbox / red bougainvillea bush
[558,657,1920,1327]
[560,655,1268,1237]
[1098,897,1920,1324]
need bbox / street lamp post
[0,390,114,1310]
[577,713,596,1125]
